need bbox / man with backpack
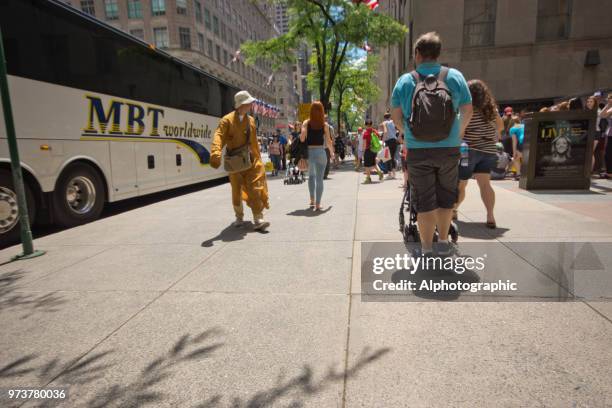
[391,32,473,256]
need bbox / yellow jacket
[210,111,261,169]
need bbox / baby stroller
[283,159,305,185]
[399,186,459,243]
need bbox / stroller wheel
[449,222,459,243]
[404,224,420,243]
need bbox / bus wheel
[0,170,36,246]
[53,163,104,227]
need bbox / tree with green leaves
[329,54,380,133]
[241,0,407,111]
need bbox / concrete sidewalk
[1,162,612,407]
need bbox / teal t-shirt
[509,124,525,145]
[391,62,472,149]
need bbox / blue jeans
[270,155,280,172]
[458,149,498,180]
[308,147,327,205]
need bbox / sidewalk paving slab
[174,240,352,295]
[1,161,612,407]
[42,293,351,408]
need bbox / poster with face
[534,119,588,179]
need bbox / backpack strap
[410,70,421,84]
[437,66,449,82]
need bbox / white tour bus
[0,0,237,243]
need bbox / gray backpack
[409,67,455,142]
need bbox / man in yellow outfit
[210,90,270,231]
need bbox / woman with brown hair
[300,101,335,210]
[455,79,504,228]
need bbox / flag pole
[0,28,45,260]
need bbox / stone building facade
[372,0,612,119]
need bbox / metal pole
[0,28,44,259]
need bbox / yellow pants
[230,159,269,218]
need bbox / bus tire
[0,170,36,247]
[52,163,105,228]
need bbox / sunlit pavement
[1,160,612,407]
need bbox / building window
[176,0,187,15]
[153,27,169,48]
[179,27,191,49]
[127,0,142,18]
[215,45,221,62]
[104,0,119,20]
[223,50,228,65]
[130,29,144,39]
[195,0,202,23]
[81,0,95,15]
[213,15,219,35]
[207,39,213,56]
[463,0,497,47]
[152,0,165,16]
[204,8,211,29]
[198,33,205,52]
[537,0,572,41]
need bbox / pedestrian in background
[587,96,604,173]
[324,115,334,179]
[268,136,281,176]
[501,106,514,156]
[276,129,288,171]
[300,102,335,211]
[454,79,503,229]
[600,93,612,179]
[509,116,525,180]
[362,119,383,184]
[381,111,398,179]
[354,127,364,171]
[210,90,270,230]
[290,121,301,143]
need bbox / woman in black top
[299,102,334,210]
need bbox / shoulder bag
[224,120,253,173]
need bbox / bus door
[110,141,138,199]
[135,142,166,193]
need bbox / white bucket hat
[234,90,256,109]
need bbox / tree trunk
[336,91,343,137]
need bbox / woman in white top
[381,112,398,179]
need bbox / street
[1,162,612,407]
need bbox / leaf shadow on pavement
[201,223,263,248]
[0,328,225,408]
[454,220,510,240]
[0,270,67,319]
[286,207,332,217]
[0,327,390,408]
[194,346,391,408]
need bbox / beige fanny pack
[224,123,253,173]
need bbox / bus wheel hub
[0,187,19,233]
[66,176,96,215]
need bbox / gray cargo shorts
[405,147,460,213]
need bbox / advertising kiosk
[519,110,597,190]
